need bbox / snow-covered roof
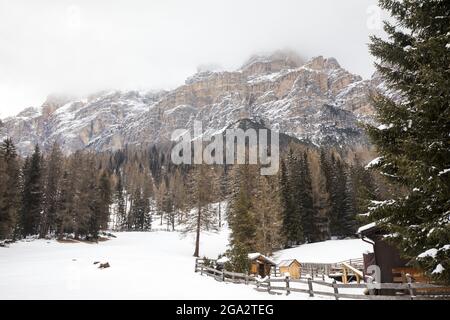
[216,256,229,264]
[248,253,261,260]
[357,222,377,234]
[248,253,276,265]
[278,259,300,267]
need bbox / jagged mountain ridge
[0,52,379,155]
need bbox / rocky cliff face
[0,51,378,155]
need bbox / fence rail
[195,258,450,300]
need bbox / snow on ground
[0,229,288,300]
[0,228,372,300]
[274,239,373,263]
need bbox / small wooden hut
[248,253,276,277]
[278,259,302,279]
[358,222,409,283]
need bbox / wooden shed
[358,223,409,283]
[248,253,276,278]
[278,259,302,279]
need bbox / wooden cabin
[358,223,410,283]
[278,259,301,279]
[248,253,276,278]
[357,222,450,295]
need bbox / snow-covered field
[0,230,372,300]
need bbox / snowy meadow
[0,229,371,300]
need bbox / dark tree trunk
[218,202,221,228]
[193,206,201,257]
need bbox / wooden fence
[195,258,450,300]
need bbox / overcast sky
[0,0,386,118]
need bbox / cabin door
[258,263,265,277]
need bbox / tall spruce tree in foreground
[367,0,450,283]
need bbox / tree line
[0,140,113,241]
[224,144,384,272]
[0,139,382,258]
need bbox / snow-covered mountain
[0,51,380,155]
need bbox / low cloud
[0,0,385,118]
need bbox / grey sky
[0,0,386,118]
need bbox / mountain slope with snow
[0,51,379,155]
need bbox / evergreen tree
[341,167,357,237]
[20,145,43,236]
[0,139,20,240]
[97,171,112,230]
[280,151,303,247]
[40,143,63,238]
[367,0,450,282]
[351,158,378,216]
[0,148,6,238]
[225,243,251,273]
[142,175,153,231]
[314,149,332,241]
[73,153,95,239]
[328,155,347,237]
[56,169,75,239]
[228,164,257,252]
[115,174,127,231]
[300,152,316,243]
[130,187,146,231]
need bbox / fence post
[285,276,291,295]
[267,277,271,293]
[195,258,198,273]
[222,270,225,282]
[342,266,348,284]
[245,272,249,285]
[406,274,415,299]
[308,277,314,297]
[332,280,339,300]
[200,265,203,276]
